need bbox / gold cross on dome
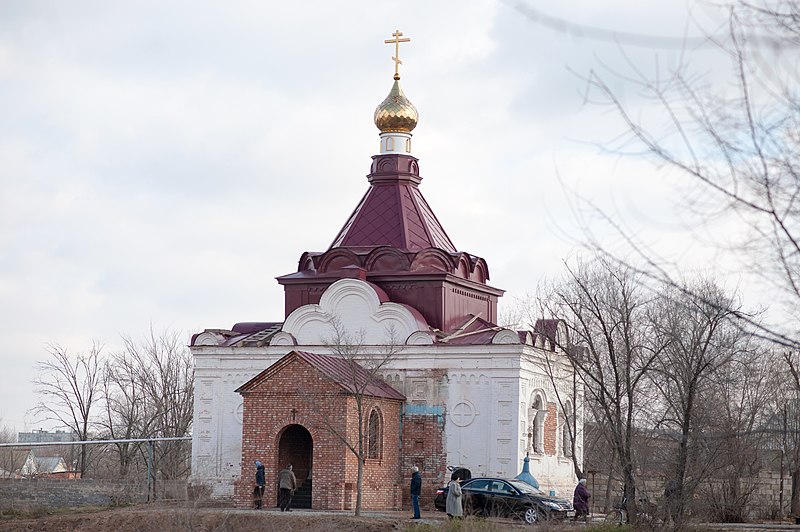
[384,29,410,80]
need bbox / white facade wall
[190,280,582,499]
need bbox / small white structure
[18,450,69,477]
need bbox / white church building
[189,32,583,510]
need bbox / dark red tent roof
[329,154,456,252]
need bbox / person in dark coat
[573,478,591,520]
[278,464,297,512]
[253,460,265,509]
[410,466,422,519]
[664,478,678,525]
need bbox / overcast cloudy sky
[1,1,756,432]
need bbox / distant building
[0,468,19,479]
[17,429,76,444]
[18,450,71,477]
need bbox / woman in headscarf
[573,478,590,520]
[446,471,463,519]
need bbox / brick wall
[544,402,557,455]
[236,355,404,510]
[343,398,403,510]
[401,413,446,511]
[591,470,791,519]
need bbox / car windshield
[509,480,544,495]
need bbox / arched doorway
[277,424,313,508]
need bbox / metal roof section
[191,322,284,347]
[236,350,406,402]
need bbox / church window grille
[368,409,382,459]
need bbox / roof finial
[384,29,410,81]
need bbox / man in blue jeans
[410,466,422,519]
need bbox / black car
[434,477,575,524]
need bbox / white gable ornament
[281,278,429,345]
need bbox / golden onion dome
[374,79,418,133]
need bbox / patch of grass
[586,524,635,532]
[0,505,113,520]
[0,507,52,519]
[406,517,500,531]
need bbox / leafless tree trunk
[32,343,103,477]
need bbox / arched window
[562,401,574,458]
[367,409,382,459]
[528,394,546,454]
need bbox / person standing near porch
[278,464,297,512]
[253,461,265,509]
[410,466,422,519]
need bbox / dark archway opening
[277,424,313,508]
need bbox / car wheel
[524,506,539,524]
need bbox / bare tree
[648,279,749,524]
[698,344,778,521]
[31,328,192,482]
[119,327,193,480]
[98,349,152,478]
[579,1,800,349]
[780,351,800,514]
[539,255,667,521]
[0,420,21,477]
[569,3,800,519]
[32,342,103,477]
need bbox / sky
[0,1,765,433]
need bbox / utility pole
[781,404,788,517]
[146,440,154,502]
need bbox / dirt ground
[1,506,408,532]
[0,505,558,532]
[7,506,796,532]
